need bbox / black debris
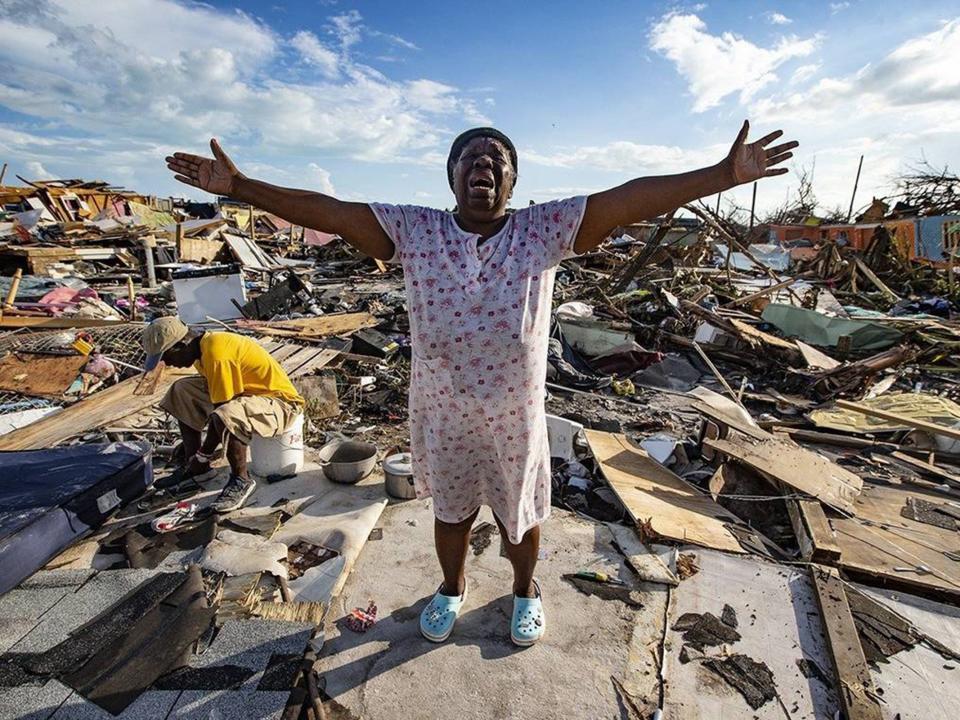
[720,603,738,629]
[704,654,777,710]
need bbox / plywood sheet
[0,353,86,397]
[237,312,377,338]
[585,430,746,553]
[664,548,838,719]
[704,435,862,514]
[830,482,960,600]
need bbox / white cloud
[24,160,53,179]
[830,2,850,14]
[0,0,488,194]
[767,12,792,25]
[790,63,821,84]
[650,12,819,111]
[754,19,960,122]
[525,140,722,174]
[306,163,336,195]
[292,30,340,78]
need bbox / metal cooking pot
[317,439,378,484]
[383,452,416,499]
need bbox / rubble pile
[2,173,960,718]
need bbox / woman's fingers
[765,141,798,157]
[173,174,201,187]
[764,167,789,177]
[766,151,794,166]
[755,129,784,147]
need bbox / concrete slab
[169,690,290,719]
[319,500,667,720]
[0,679,72,720]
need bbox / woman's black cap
[447,127,517,188]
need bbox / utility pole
[847,155,864,223]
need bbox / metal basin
[317,440,378,484]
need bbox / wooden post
[0,162,7,185]
[248,204,256,240]
[141,236,157,289]
[847,154,864,223]
[715,192,721,214]
[175,222,184,257]
[809,566,882,719]
[748,182,757,235]
[3,268,22,309]
[126,275,136,321]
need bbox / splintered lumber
[835,399,960,442]
[0,368,192,450]
[237,312,377,339]
[703,435,862,515]
[584,429,746,553]
[809,566,883,720]
[723,277,796,308]
[853,256,900,303]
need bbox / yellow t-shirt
[195,332,304,407]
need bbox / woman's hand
[725,120,798,186]
[166,138,243,196]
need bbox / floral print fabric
[370,197,587,542]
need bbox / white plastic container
[250,413,304,477]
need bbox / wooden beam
[0,316,127,329]
[786,499,841,563]
[722,277,796,308]
[890,451,960,489]
[809,565,882,720]
[835,399,960,442]
[0,369,192,451]
[853,257,900,303]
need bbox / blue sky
[1,1,958,217]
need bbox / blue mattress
[0,441,153,595]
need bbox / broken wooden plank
[853,256,900,303]
[835,399,960,442]
[703,435,862,515]
[796,341,841,370]
[0,368,193,450]
[809,565,883,720]
[584,429,747,554]
[723,277,797,308]
[288,348,340,378]
[280,347,323,374]
[890,451,960,489]
[237,312,378,338]
[786,499,842,564]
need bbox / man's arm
[166,139,394,261]
[573,121,798,254]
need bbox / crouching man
[142,316,305,512]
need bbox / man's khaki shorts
[160,376,300,444]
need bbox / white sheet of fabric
[200,529,288,578]
[370,197,587,542]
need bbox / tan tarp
[809,393,960,434]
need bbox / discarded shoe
[420,583,467,642]
[511,579,545,647]
[211,475,257,513]
[151,502,199,533]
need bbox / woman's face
[450,137,515,218]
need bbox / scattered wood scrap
[584,429,749,554]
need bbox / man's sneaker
[211,475,257,513]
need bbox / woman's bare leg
[434,508,480,595]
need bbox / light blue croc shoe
[420,583,467,642]
[511,579,545,647]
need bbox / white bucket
[250,413,305,477]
